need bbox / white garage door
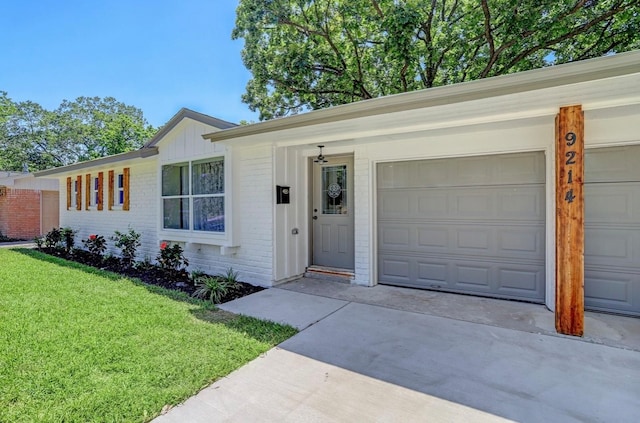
[585,145,640,316]
[377,152,546,302]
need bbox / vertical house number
[564,132,577,203]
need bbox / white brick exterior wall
[182,145,274,286]
[352,148,372,286]
[53,118,277,287]
[58,159,159,262]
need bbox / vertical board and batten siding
[273,147,307,281]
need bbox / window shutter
[97,172,104,211]
[66,177,71,210]
[85,174,91,210]
[108,170,114,210]
[123,167,130,211]
[76,175,82,211]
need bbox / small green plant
[0,231,20,242]
[82,234,107,257]
[192,268,240,304]
[133,256,154,272]
[221,267,239,285]
[193,275,231,304]
[60,227,76,254]
[112,227,141,266]
[157,242,189,273]
[44,228,62,249]
[33,236,44,249]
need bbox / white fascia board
[203,50,640,146]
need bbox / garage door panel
[585,183,640,222]
[380,257,412,280]
[456,227,491,250]
[378,191,412,215]
[497,154,545,183]
[497,267,543,293]
[378,152,544,189]
[584,270,638,315]
[497,188,544,219]
[380,223,543,260]
[585,146,640,183]
[377,152,545,303]
[498,228,544,254]
[379,253,545,301]
[455,264,491,288]
[417,261,448,283]
[379,186,544,221]
[585,145,640,315]
[417,227,449,249]
[585,228,638,265]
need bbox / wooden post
[555,105,585,336]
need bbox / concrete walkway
[154,279,640,422]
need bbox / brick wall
[55,145,276,287]
[59,160,159,261]
[353,149,372,286]
[0,188,41,239]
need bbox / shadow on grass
[11,248,298,345]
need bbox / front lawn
[0,249,297,422]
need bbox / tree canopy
[0,93,156,172]
[233,0,640,120]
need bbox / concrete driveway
[155,280,640,422]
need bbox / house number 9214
[564,131,577,203]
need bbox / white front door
[312,155,354,269]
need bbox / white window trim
[88,176,99,209]
[71,180,78,209]
[109,172,124,210]
[158,153,235,247]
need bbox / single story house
[36,51,640,322]
[0,172,59,239]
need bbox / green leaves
[234,0,640,120]
[0,94,156,171]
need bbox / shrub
[112,228,141,266]
[156,242,189,273]
[192,268,240,304]
[60,227,76,254]
[44,228,62,249]
[192,275,231,304]
[33,236,44,249]
[82,234,107,258]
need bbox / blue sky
[0,0,258,127]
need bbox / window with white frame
[71,180,78,208]
[116,173,124,206]
[92,176,99,206]
[162,157,225,232]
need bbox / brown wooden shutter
[108,170,114,211]
[97,172,104,211]
[66,177,71,210]
[76,175,82,211]
[123,167,130,211]
[85,174,91,210]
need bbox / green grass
[0,249,297,422]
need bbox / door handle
[312,216,318,220]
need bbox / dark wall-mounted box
[276,185,290,204]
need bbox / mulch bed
[37,248,264,303]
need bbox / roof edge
[34,147,158,177]
[203,50,640,142]
[145,108,237,147]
